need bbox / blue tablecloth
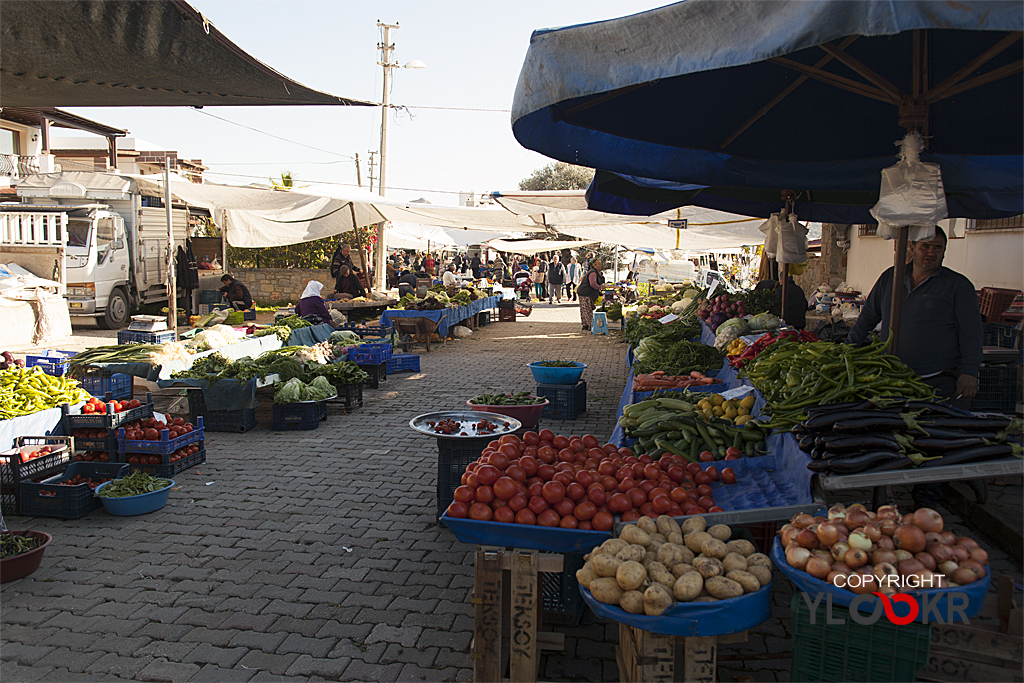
[379,296,500,338]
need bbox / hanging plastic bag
[870,132,947,240]
[776,214,808,264]
[758,214,780,258]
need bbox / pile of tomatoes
[8,445,56,464]
[121,417,195,442]
[72,451,111,463]
[79,396,142,415]
[126,443,200,466]
[445,429,739,529]
[56,474,112,490]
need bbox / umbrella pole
[888,225,910,356]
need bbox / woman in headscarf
[294,280,332,324]
[575,258,604,331]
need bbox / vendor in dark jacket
[754,273,807,329]
[330,243,360,280]
[397,270,418,299]
[219,274,253,310]
[333,265,366,300]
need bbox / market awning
[486,238,599,254]
[0,0,374,108]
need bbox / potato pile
[577,514,773,616]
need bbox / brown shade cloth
[0,0,374,108]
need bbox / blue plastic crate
[349,342,393,365]
[186,390,257,433]
[77,371,133,400]
[243,309,256,321]
[335,324,393,339]
[129,447,205,478]
[117,329,177,345]
[62,396,154,431]
[537,381,587,420]
[26,350,77,376]
[386,353,420,374]
[19,462,129,519]
[117,417,205,455]
[201,290,223,304]
[272,402,324,431]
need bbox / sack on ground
[451,325,472,338]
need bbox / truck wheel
[99,288,130,329]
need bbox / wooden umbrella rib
[768,56,898,104]
[928,59,1024,102]
[924,32,1024,103]
[561,82,651,119]
[720,36,858,149]
[816,42,901,99]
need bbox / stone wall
[793,224,848,295]
[201,268,334,305]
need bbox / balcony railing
[0,154,66,179]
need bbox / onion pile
[780,503,989,593]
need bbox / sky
[63,0,667,206]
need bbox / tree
[518,162,594,191]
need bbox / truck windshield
[67,219,90,248]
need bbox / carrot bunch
[633,370,721,392]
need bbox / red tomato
[587,487,607,506]
[128,399,142,409]
[584,457,601,470]
[522,431,540,446]
[554,497,575,517]
[643,464,661,480]
[144,428,159,441]
[724,452,741,461]
[537,464,556,482]
[631,462,646,478]
[705,466,720,482]
[446,502,468,518]
[694,472,712,487]
[651,496,672,514]
[725,446,742,459]
[671,487,690,504]
[551,435,569,450]
[581,434,600,449]
[490,451,512,470]
[699,451,716,463]
[527,481,543,498]
[615,466,633,482]
[602,443,618,455]
[492,477,517,500]
[667,466,686,483]
[476,465,500,486]
[541,481,565,504]
[453,486,475,503]
[538,429,555,442]
[721,468,737,485]
[469,503,493,521]
[555,448,573,463]
[598,460,616,476]
[528,496,550,515]
[505,465,526,483]
[617,477,636,494]
[148,456,161,465]
[620,510,641,522]
[537,447,557,464]
[493,506,516,524]
[507,494,528,513]
[608,492,632,513]
[172,417,184,426]
[687,489,700,501]
[574,470,595,488]
[602,476,619,491]
[708,506,725,513]
[518,456,538,477]
[552,471,573,487]
[638,480,656,494]
[537,509,561,527]
[558,515,578,529]
[592,511,614,531]
[565,482,586,502]
[639,502,656,517]
[515,508,537,525]
[649,487,670,501]
[569,439,586,453]
[696,484,713,498]
[574,501,597,521]
[686,462,703,477]
[475,485,495,504]
[626,488,647,508]
[698,496,716,510]
[577,520,594,530]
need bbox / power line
[200,169,480,197]
[401,105,511,112]
[191,108,355,160]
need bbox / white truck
[0,172,187,328]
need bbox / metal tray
[409,411,522,439]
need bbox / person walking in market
[566,255,582,301]
[547,253,566,304]
[576,258,604,331]
[531,257,547,301]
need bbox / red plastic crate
[979,287,1021,322]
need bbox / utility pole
[367,151,377,194]
[374,20,400,292]
[355,153,362,188]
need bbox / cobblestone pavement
[3,303,1022,683]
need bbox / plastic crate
[983,322,1020,350]
[358,362,387,389]
[186,389,257,433]
[243,309,256,321]
[0,436,74,516]
[541,552,586,627]
[25,351,77,376]
[130,447,205,478]
[349,342,393,365]
[537,381,587,420]
[733,521,778,555]
[200,290,222,304]
[272,402,326,431]
[117,417,205,455]
[19,462,129,519]
[386,353,420,374]
[62,394,154,431]
[436,436,492,522]
[66,429,117,453]
[980,287,1022,322]
[789,593,931,683]
[477,310,492,326]
[327,383,363,413]
[973,364,1019,414]
[202,303,229,314]
[76,370,133,400]
[117,329,177,345]
[499,308,516,322]
[335,324,393,339]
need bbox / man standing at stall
[330,243,360,280]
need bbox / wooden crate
[472,547,565,683]
[616,623,747,683]
[918,576,1023,683]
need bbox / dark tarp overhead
[0,0,374,108]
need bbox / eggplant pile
[796,399,1022,475]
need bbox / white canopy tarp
[486,238,599,254]
[556,221,765,252]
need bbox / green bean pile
[740,335,936,431]
[0,534,45,559]
[469,392,546,405]
[534,361,580,367]
[96,471,172,498]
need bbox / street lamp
[374,21,424,291]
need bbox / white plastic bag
[758,214,780,258]
[451,325,472,338]
[776,214,809,264]
[870,132,947,238]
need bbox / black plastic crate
[201,290,222,304]
[541,552,586,627]
[66,427,117,453]
[358,362,387,389]
[983,321,1021,349]
[272,402,326,431]
[117,329,177,345]
[62,393,154,430]
[476,310,492,326]
[186,389,257,433]
[536,381,587,420]
[0,436,74,516]
[19,462,129,519]
[130,447,205,478]
[117,417,205,455]
[973,364,1019,414]
[436,436,492,523]
[790,594,930,683]
[327,383,363,413]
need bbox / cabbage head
[274,377,305,404]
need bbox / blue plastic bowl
[94,479,175,516]
[527,361,586,385]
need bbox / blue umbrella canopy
[512,0,1023,194]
